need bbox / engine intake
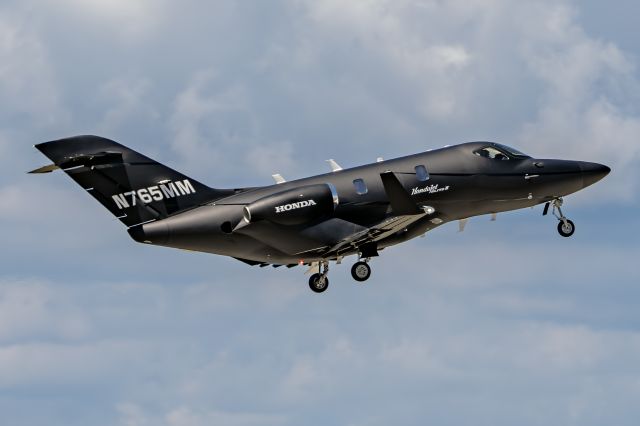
[243,183,338,226]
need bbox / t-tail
[31,135,235,227]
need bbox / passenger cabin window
[353,178,368,195]
[475,146,509,160]
[415,165,429,182]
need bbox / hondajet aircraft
[32,136,609,293]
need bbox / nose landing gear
[557,219,575,237]
[544,198,575,237]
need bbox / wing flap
[308,213,429,258]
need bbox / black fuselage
[130,142,609,265]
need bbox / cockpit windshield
[493,143,529,158]
[474,143,530,160]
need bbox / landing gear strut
[351,259,372,282]
[307,257,373,293]
[309,261,330,293]
[544,198,575,237]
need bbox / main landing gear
[544,198,575,237]
[308,261,330,293]
[307,258,373,293]
[351,259,372,282]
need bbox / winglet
[380,171,420,215]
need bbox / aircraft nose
[579,161,611,188]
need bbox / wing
[233,170,440,264]
[312,212,430,259]
[233,212,435,268]
[313,171,434,258]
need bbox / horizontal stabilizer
[28,164,59,174]
[56,151,123,169]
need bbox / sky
[1,1,639,425]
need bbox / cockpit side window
[474,146,510,160]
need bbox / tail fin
[32,135,233,227]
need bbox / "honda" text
[275,199,317,213]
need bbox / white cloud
[515,4,640,200]
[165,406,286,426]
[117,403,151,426]
[380,338,459,378]
[0,339,152,387]
[0,12,68,127]
[303,0,476,121]
[169,70,245,170]
[245,140,297,180]
[513,324,609,371]
[43,0,167,40]
[0,279,91,342]
[168,70,301,184]
[116,404,287,426]
[0,179,123,254]
[97,77,158,134]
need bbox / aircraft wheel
[309,273,329,293]
[351,261,371,282]
[557,219,575,237]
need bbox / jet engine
[242,183,339,226]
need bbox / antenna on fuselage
[272,174,286,184]
[326,159,343,172]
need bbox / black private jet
[32,136,610,293]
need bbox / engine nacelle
[243,183,339,226]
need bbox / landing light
[422,206,435,215]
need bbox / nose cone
[579,161,611,188]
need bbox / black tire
[309,273,329,293]
[557,219,575,237]
[351,261,371,282]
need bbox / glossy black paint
[34,137,609,267]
